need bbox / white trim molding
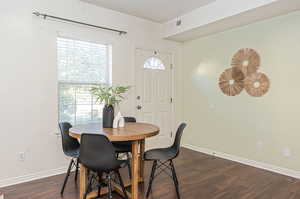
[0,167,68,188]
[183,144,300,179]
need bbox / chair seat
[113,141,132,153]
[91,160,127,172]
[64,149,80,158]
[144,147,177,161]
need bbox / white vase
[113,112,121,128]
[119,116,125,128]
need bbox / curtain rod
[32,11,127,35]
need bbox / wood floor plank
[1,148,300,199]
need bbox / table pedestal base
[84,179,144,199]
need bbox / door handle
[137,105,142,110]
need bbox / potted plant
[90,84,130,128]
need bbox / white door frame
[134,47,176,140]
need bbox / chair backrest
[59,122,80,155]
[171,123,187,157]
[79,134,120,171]
[124,117,136,123]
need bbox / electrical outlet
[18,152,26,162]
[282,147,291,157]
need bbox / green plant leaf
[90,84,131,106]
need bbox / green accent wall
[182,11,300,171]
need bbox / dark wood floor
[2,148,300,199]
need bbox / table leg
[139,139,145,181]
[79,163,87,199]
[131,140,140,199]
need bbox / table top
[69,122,159,141]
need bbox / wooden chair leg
[83,174,93,199]
[170,160,180,199]
[61,159,74,195]
[146,161,157,198]
[75,159,79,182]
[116,170,129,199]
[126,153,132,179]
[107,173,113,199]
[97,172,103,198]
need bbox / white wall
[0,0,182,186]
[182,11,300,174]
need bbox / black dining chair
[79,134,128,199]
[144,123,187,199]
[58,122,80,195]
[112,117,136,178]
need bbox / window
[57,37,111,125]
[144,57,165,70]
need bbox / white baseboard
[182,143,300,179]
[0,166,68,188]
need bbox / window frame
[57,37,112,125]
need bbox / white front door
[135,49,173,149]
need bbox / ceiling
[82,0,216,23]
[165,0,300,42]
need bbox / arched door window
[144,57,165,70]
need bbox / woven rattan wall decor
[231,48,260,76]
[219,48,270,97]
[219,68,244,96]
[244,72,270,97]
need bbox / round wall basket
[219,68,245,96]
[244,72,270,97]
[231,48,260,76]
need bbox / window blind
[57,37,111,124]
[57,37,110,84]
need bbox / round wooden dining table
[69,122,159,199]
